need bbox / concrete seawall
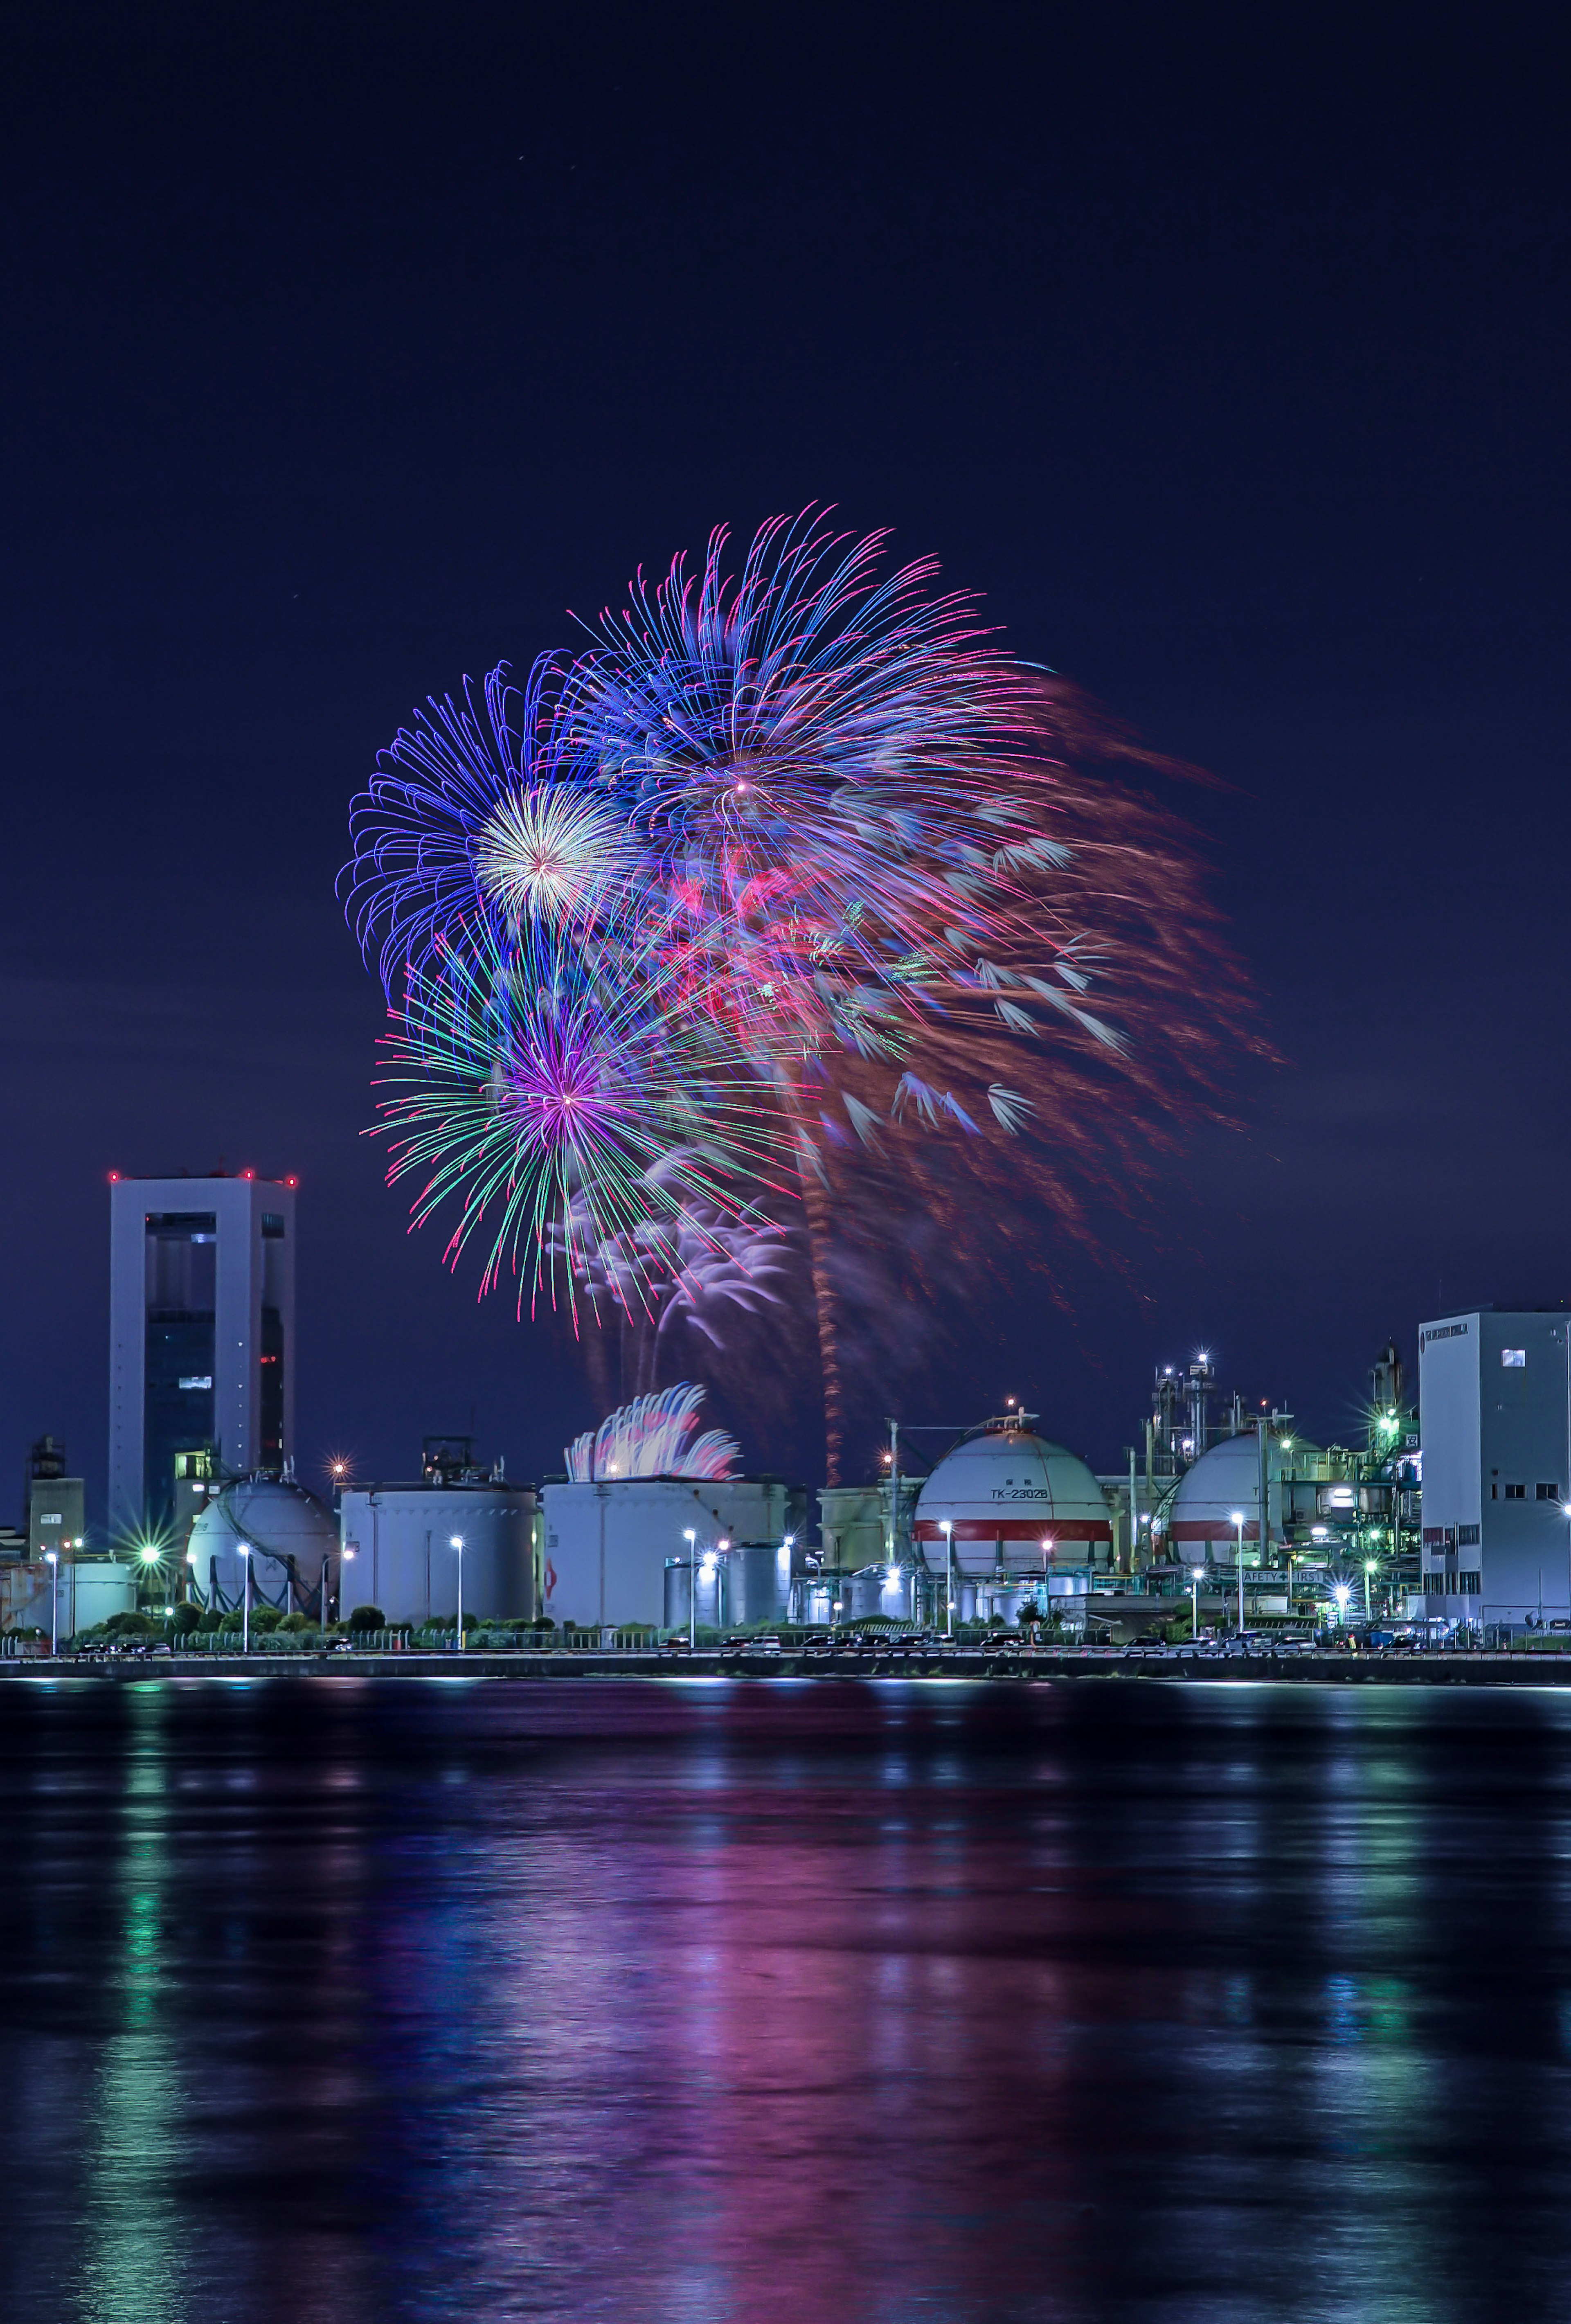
[5,1645,1571,1683]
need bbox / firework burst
[376,919,792,1322]
[345,511,1255,1479]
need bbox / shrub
[198,1606,223,1631]
[248,1604,284,1633]
[347,1603,385,1632]
[277,1611,311,1633]
[168,1603,202,1636]
[106,1611,160,1641]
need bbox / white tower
[108,1173,297,1537]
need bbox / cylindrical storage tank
[542,1477,787,1629]
[63,1563,138,1633]
[913,1425,1112,1580]
[663,1553,728,1632]
[338,1485,537,1628]
[844,1564,922,1623]
[728,1542,790,1627]
[187,1477,337,1612]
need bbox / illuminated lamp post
[684,1529,697,1648]
[239,1545,251,1654]
[1190,1564,1204,1644]
[1332,1581,1352,1630]
[1231,1510,1246,1635]
[450,1534,466,1651]
[45,1549,58,1655]
[1364,1558,1378,1624]
[941,1520,954,1639]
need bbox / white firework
[565,1383,740,1482]
[473,785,635,927]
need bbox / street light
[684,1529,697,1647]
[1364,1557,1378,1623]
[239,1545,251,1654]
[941,1519,954,1638]
[1230,1510,1246,1635]
[45,1550,58,1655]
[450,1534,466,1650]
[1332,1581,1352,1628]
[1190,1564,1204,1644]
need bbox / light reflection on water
[2,1679,1571,2320]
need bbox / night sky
[2,6,1566,1525]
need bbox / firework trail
[546,1169,791,1401]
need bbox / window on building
[1458,1524,1481,1546]
[1537,1484,1562,1500]
[1506,1483,1526,1499]
[1458,1572,1481,1592]
[1503,1348,1527,1367]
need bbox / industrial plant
[2,1170,1570,1651]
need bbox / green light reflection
[72,1689,187,2324]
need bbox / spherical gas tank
[912,1425,1112,1580]
[188,1477,335,1611]
[1164,1431,1294,1563]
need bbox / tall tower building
[109,1174,297,1536]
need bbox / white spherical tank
[913,1424,1112,1579]
[1164,1431,1294,1561]
[188,1477,337,1612]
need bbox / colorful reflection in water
[4,1677,1571,2322]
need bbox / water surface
[2,1675,1570,2323]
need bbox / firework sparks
[565,1383,740,1482]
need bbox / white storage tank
[338,1482,537,1628]
[187,1476,337,1613]
[63,1563,138,1633]
[1163,1429,1292,1563]
[542,1477,790,1629]
[913,1421,1113,1579]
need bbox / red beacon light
[107,1170,120,1183]
[285,1176,298,1189]
[241,1169,254,1181]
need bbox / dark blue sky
[2,4,1566,1522]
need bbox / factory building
[1418,1309,1571,1630]
[340,1442,536,1628]
[26,1436,86,1562]
[542,1475,797,1629]
[108,1172,296,1537]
